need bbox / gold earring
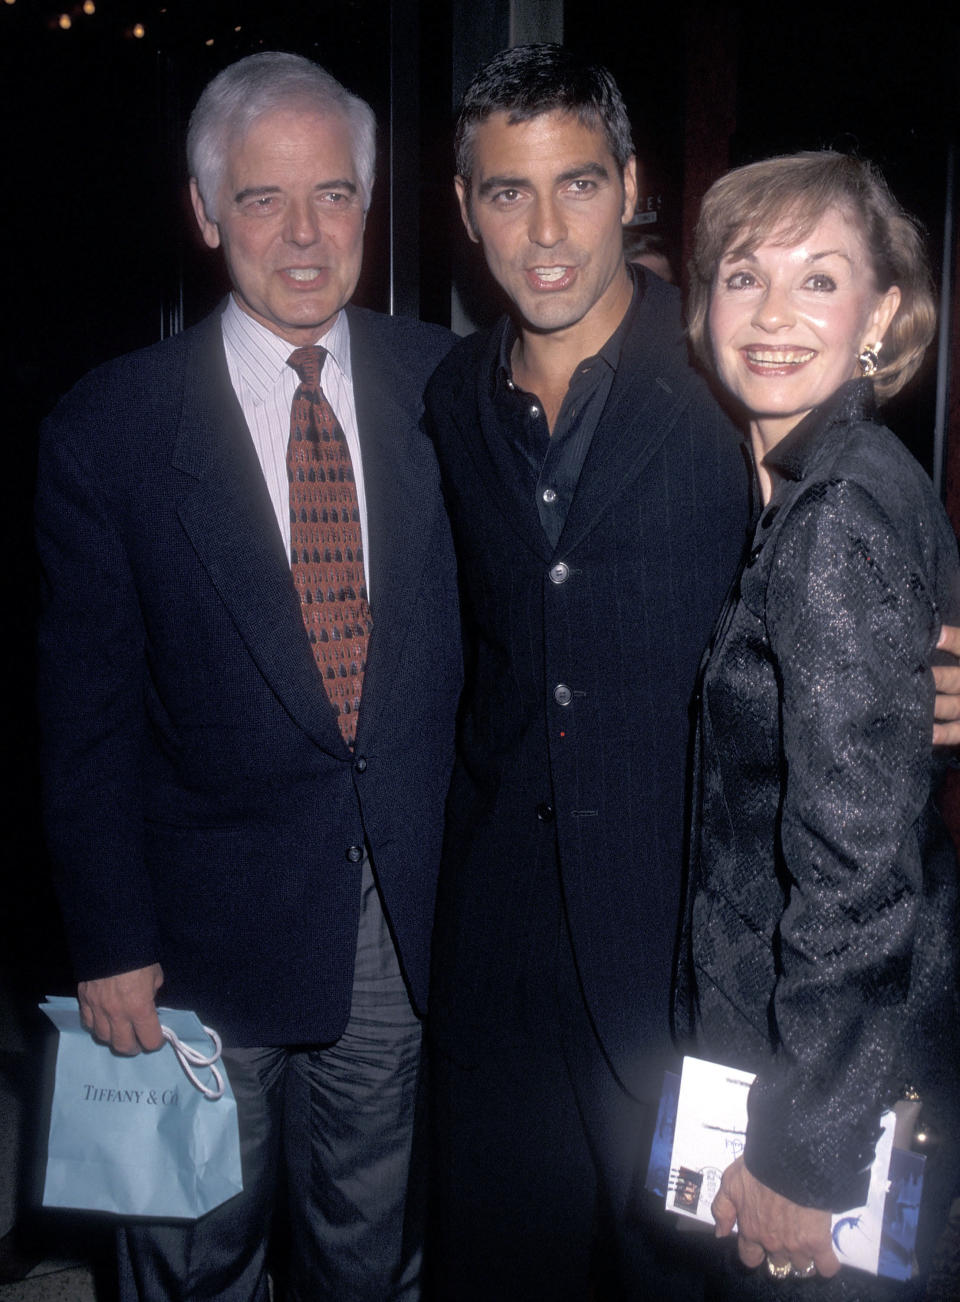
[858,342,883,376]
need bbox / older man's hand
[78,962,165,1055]
[712,1156,840,1280]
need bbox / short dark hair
[688,151,936,400]
[455,44,634,184]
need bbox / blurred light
[83,0,95,12]
[3,1,16,9]
[205,36,214,45]
[234,25,242,31]
[58,12,71,28]
[132,21,144,37]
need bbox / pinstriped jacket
[425,272,750,1098]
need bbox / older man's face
[191,107,365,345]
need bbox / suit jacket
[36,303,462,1047]
[424,273,750,1096]
[676,380,960,1210]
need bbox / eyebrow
[722,246,854,266]
[476,160,610,198]
[234,185,281,203]
[805,248,854,266]
[233,178,358,203]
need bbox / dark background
[1,1,958,1278]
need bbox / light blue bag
[40,996,243,1219]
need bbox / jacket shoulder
[43,313,220,434]
[424,326,496,412]
[790,418,949,545]
[346,305,456,385]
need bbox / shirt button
[554,684,572,707]
[354,756,367,773]
[549,562,570,585]
[529,405,540,418]
[536,802,555,823]
[345,844,363,863]
[542,487,557,504]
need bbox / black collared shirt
[491,269,643,548]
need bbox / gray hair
[187,51,376,218]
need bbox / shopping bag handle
[160,1024,225,1101]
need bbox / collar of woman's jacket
[761,377,878,485]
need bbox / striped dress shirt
[220,295,372,595]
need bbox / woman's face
[708,207,900,449]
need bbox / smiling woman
[677,152,960,1298]
[707,208,899,483]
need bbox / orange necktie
[286,345,372,746]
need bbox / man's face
[191,107,365,345]
[455,110,636,342]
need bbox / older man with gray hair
[35,51,460,1301]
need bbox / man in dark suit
[424,45,750,1299]
[35,52,461,1302]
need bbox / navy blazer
[36,303,462,1047]
[425,273,751,1096]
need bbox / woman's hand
[712,1156,840,1279]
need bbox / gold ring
[795,1261,817,1278]
[765,1258,793,1280]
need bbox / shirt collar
[762,378,878,483]
[495,264,644,391]
[221,294,353,402]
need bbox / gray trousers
[118,858,424,1302]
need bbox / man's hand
[78,963,165,1055]
[712,1156,840,1279]
[933,624,960,745]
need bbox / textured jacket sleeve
[744,478,942,1209]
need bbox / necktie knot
[287,345,326,390]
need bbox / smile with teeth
[285,267,323,282]
[531,266,568,282]
[742,346,816,367]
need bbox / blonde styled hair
[688,151,936,400]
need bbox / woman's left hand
[712,1156,841,1279]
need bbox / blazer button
[536,802,555,823]
[345,844,363,863]
[553,684,572,706]
[354,756,367,773]
[548,561,570,585]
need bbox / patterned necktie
[286,345,372,746]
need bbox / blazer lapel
[443,324,553,563]
[348,309,450,741]
[172,312,348,756]
[557,278,698,556]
